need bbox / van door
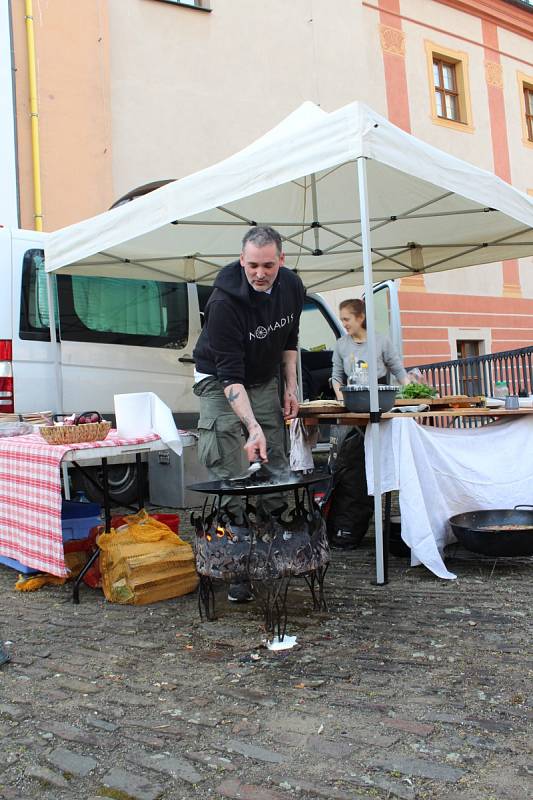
[57,274,202,426]
[12,234,61,414]
[369,280,403,357]
[299,294,343,400]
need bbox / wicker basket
[39,421,112,445]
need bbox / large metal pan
[188,469,331,497]
[449,505,533,557]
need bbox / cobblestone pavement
[0,510,531,800]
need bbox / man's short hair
[242,226,282,255]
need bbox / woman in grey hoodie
[331,298,409,398]
[327,298,409,549]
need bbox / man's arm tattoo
[227,386,240,403]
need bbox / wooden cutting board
[299,401,346,414]
[394,395,482,408]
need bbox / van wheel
[71,463,147,507]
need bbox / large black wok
[449,505,533,557]
[188,469,330,497]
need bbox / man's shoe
[331,529,358,550]
[227,582,254,603]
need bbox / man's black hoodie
[193,260,305,387]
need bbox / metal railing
[505,0,533,10]
[413,346,533,399]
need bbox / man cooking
[192,226,306,602]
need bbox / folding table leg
[61,463,71,499]
[101,457,111,532]
[72,548,100,605]
[72,456,112,604]
[135,452,144,509]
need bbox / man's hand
[244,424,268,462]
[282,350,299,419]
[223,383,268,463]
[283,389,299,419]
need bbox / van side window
[19,249,57,341]
[58,275,189,348]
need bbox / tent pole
[356,156,387,586]
[45,272,64,414]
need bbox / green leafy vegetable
[397,382,438,399]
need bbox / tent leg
[357,156,386,586]
[369,421,387,585]
[46,272,63,413]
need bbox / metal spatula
[227,461,262,482]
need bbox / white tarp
[46,100,533,289]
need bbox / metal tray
[188,470,331,496]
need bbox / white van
[1,225,346,502]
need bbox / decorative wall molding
[485,60,504,88]
[379,24,405,56]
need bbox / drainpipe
[25,1,62,412]
[25,0,43,231]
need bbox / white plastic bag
[289,419,319,472]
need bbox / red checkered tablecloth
[0,430,160,577]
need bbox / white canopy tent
[46,100,533,583]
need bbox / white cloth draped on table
[365,416,533,580]
[114,392,183,455]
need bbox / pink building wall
[373,0,533,365]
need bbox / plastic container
[61,498,102,542]
[347,361,369,387]
[341,385,398,413]
[0,422,33,438]
[63,525,102,589]
[0,555,38,574]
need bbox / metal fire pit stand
[252,576,291,642]
[190,474,330,639]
